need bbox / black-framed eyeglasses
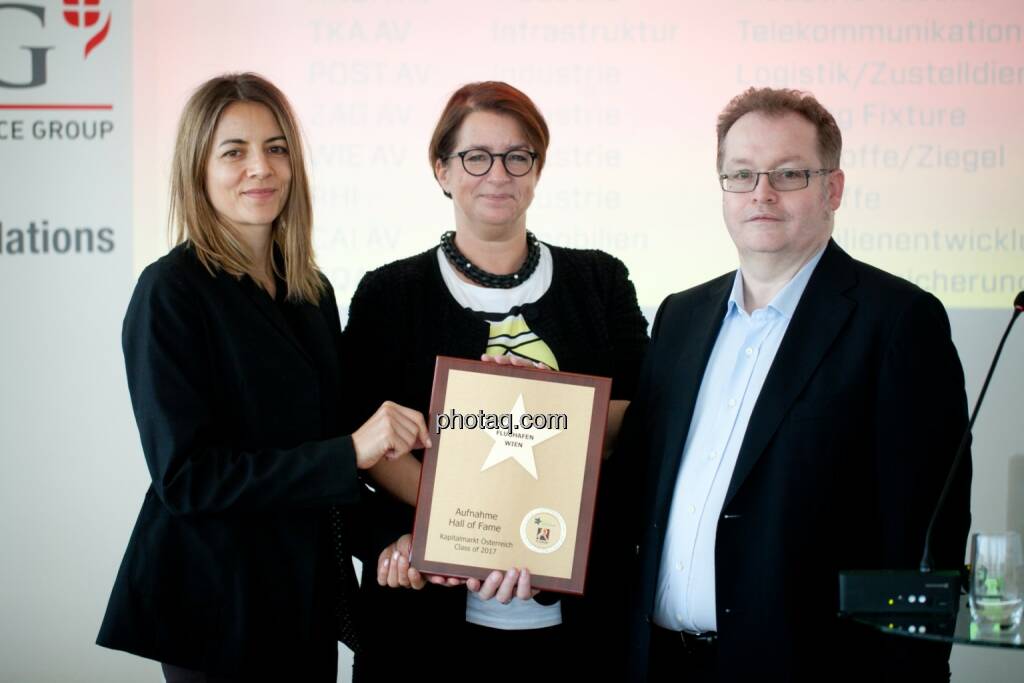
[719,168,835,193]
[446,148,538,177]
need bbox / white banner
[0,1,150,680]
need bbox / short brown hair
[429,81,550,195]
[170,72,323,303]
[716,87,842,171]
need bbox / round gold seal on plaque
[520,508,567,554]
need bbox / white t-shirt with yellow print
[436,242,562,630]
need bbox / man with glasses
[610,87,971,681]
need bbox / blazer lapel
[238,275,315,368]
[723,240,858,508]
[652,277,732,519]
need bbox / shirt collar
[726,244,828,320]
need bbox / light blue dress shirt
[653,246,826,633]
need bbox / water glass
[969,531,1024,631]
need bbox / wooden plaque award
[410,357,611,595]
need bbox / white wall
[948,309,1024,682]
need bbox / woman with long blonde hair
[97,73,428,681]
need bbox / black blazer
[612,241,971,681]
[97,244,382,679]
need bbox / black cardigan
[343,244,650,660]
[97,244,386,679]
[344,244,649,419]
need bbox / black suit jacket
[613,241,971,681]
[97,244,382,679]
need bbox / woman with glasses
[95,73,430,681]
[344,81,649,680]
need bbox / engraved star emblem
[481,394,563,479]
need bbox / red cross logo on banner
[63,0,111,58]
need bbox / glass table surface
[849,597,1023,650]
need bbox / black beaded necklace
[439,230,541,289]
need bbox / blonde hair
[170,72,323,303]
